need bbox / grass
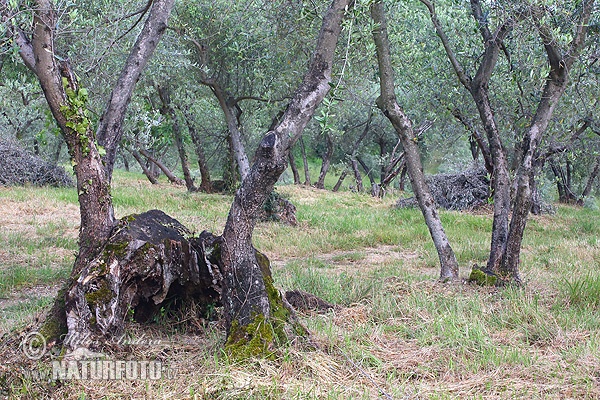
[1,170,599,398]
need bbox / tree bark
[64,210,223,346]
[289,150,301,185]
[219,0,351,353]
[332,169,348,192]
[579,155,600,205]
[95,0,175,182]
[3,0,175,343]
[357,156,377,188]
[371,1,459,281]
[419,0,519,276]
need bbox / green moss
[85,280,114,309]
[224,250,310,360]
[104,240,129,259]
[225,314,277,360]
[468,266,497,286]
[38,287,68,342]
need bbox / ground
[1,171,599,399]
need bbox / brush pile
[0,140,73,187]
[396,167,490,211]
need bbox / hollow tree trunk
[220,0,350,355]
[314,132,334,189]
[371,1,459,281]
[65,210,223,346]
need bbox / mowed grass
[1,170,599,399]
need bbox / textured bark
[550,160,577,204]
[420,0,519,276]
[4,0,174,343]
[64,210,222,347]
[190,40,251,181]
[372,1,459,281]
[220,0,350,347]
[502,1,595,280]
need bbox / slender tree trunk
[299,137,311,186]
[130,149,158,184]
[95,0,175,182]
[351,159,363,192]
[501,1,594,281]
[371,0,459,281]
[53,138,62,164]
[419,0,517,276]
[398,164,407,191]
[120,149,129,172]
[289,150,301,185]
[579,155,600,205]
[157,85,196,191]
[357,156,377,188]
[470,88,512,274]
[186,117,213,193]
[332,169,348,192]
[315,132,334,189]
[139,148,185,185]
[220,0,350,352]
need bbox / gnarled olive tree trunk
[3,0,175,342]
[219,0,351,355]
[371,1,459,281]
[501,2,595,282]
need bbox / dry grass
[1,173,600,399]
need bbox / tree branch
[419,0,471,88]
[96,0,175,181]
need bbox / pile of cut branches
[0,140,73,187]
[396,167,490,211]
